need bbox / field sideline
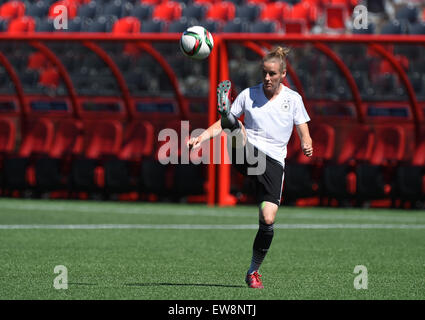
[0,198,424,300]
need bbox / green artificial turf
[0,198,424,300]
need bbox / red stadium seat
[378,55,409,74]
[323,125,376,200]
[39,67,60,88]
[102,120,155,193]
[49,119,84,159]
[356,125,406,201]
[0,118,16,190]
[337,126,375,165]
[27,52,50,70]
[32,119,84,192]
[138,118,186,196]
[113,17,141,55]
[394,133,425,204]
[19,118,55,157]
[152,1,182,21]
[0,1,25,19]
[369,125,405,166]
[141,119,205,198]
[7,16,36,33]
[284,123,335,203]
[297,123,335,165]
[119,120,155,161]
[48,0,78,20]
[412,139,425,167]
[246,0,270,5]
[324,4,348,30]
[2,118,54,191]
[112,17,141,33]
[259,2,291,27]
[205,1,236,22]
[70,120,123,191]
[289,1,318,30]
[0,118,16,156]
[83,120,123,159]
[282,18,307,34]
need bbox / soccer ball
[179,26,214,60]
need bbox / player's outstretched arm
[295,122,313,157]
[187,119,223,150]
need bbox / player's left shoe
[245,271,264,289]
[217,80,232,117]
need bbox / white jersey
[230,83,310,166]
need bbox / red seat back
[27,52,50,70]
[152,1,182,21]
[119,120,155,161]
[337,125,375,164]
[325,4,348,29]
[289,1,318,29]
[259,2,291,22]
[0,118,16,154]
[83,120,123,159]
[39,67,60,88]
[49,119,84,158]
[0,1,25,19]
[282,18,307,34]
[156,119,187,163]
[297,123,335,164]
[112,17,141,33]
[19,118,55,157]
[412,139,425,166]
[286,123,335,164]
[7,16,36,33]
[206,1,236,22]
[369,125,406,165]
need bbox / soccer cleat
[245,271,264,289]
[217,80,232,116]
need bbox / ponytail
[263,46,290,72]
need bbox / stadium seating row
[279,122,425,207]
[1,116,424,206]
[0,117,206,200]
[0,0,424,34]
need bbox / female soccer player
[187,46,313,289]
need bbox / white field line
[0,201,425,223]
[1,223,425,230]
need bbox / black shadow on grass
[125,283,245,289]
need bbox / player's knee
[259,211,275,225]
[261,215,275,225]
[259,201,278,225]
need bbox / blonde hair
[263,46,290,73]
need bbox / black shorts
[230,142,285,206]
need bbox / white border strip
[1,201,425,222]
[1,224,425,230]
